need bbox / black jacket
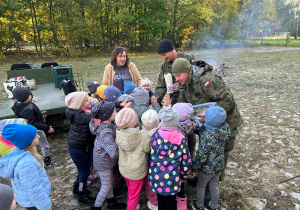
[11,101,49,132]
[65,108,94,148]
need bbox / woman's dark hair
[110,47,130,67]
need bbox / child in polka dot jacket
[149,105,191,210]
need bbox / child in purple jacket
[89,101,126,210]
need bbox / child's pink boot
[176,194,187,210]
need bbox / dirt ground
[0,47,300,210]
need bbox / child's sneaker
[44,156,60,167]
[191,199,205,210]
[206,206,219,210]
[147,200,158,210]
[135,204,140,210]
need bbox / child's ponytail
[25,145,44,168]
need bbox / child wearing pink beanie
[171,102,197,210]
[115,108,152,210]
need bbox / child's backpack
[60,78,77,96]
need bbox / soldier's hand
[173,83,179,92]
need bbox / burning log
[213,63,228,77]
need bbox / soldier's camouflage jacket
[179,65,243,132]
[155,51,194,105]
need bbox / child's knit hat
[86,81,101,94]
[159,105,179,129]
[172,103,193,122]
[141,78,152,87]
[123,80,136,95]
[141,110,160,134]
[115,108,137,129]
[97,85,108,99]
[119,95,135,105]
[0,118,27,132]
[65,91,86,109]
[2,124,37,150]
[204,106,226,129]
[104,86,121,101]
[132,87,149,105]
[91,101,115,121]
[13,87,31,102]
[0,118,27,146]
[0,183,14,210]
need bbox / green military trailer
[0,62,75,125]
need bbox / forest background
[1,0,300,59]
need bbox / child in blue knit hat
[191,106,231,210]
[0,124,54,210]
[119,81,136,105]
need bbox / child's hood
[0,149,29,178]
[206,123,231,142]
[157,128,184,145]
[11,101,29,115]
[152,129,185,157]
[116,128,142,151]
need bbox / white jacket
[116,128,151,180]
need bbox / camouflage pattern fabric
[155,51,195,105]
[179,65,243,153]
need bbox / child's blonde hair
[25,143,44,168]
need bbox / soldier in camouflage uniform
[172,58,243,180]
[155,39,194,105]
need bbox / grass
[1,47,300,209]
[251,36,300,47]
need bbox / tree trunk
[295,17,298,39]
[32,0,42,53]
[29,0,38,53]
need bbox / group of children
[0,77,230,210]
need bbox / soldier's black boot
[107,197,126,209]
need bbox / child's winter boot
[107,197,127,209]
[78,190,95,204]
[176,194,187,210]
[43,156,60,167]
